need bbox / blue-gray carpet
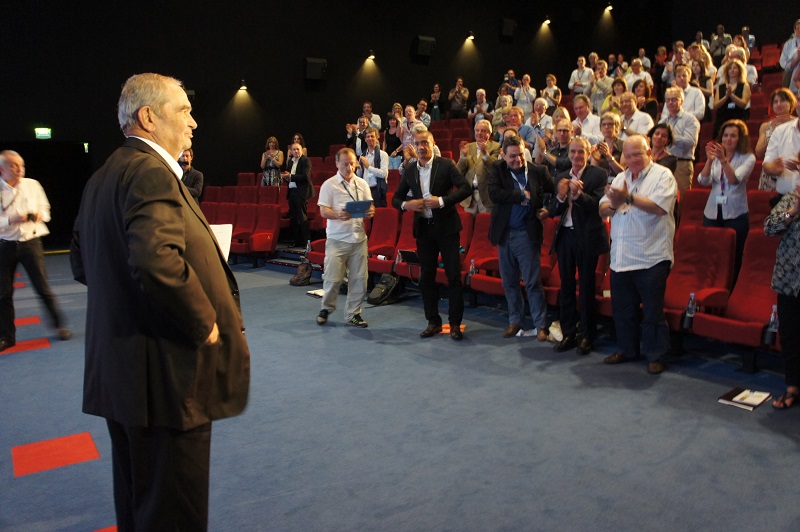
[1,254,799,531]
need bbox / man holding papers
[316,148,374,327]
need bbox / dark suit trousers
[416,222,463,326]
[106,419,212,532]
[610,260,671,361]
[556,228,600,341]
[0,238,64,341]
[288,188,309,245]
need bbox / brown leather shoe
[450,327,464,340]
[603,352,628,365]
[420,323,443,338]
[553,335,576,352]
[537,328,548,341]
[576,338,592,355]
[647,360,666,374]
[503,323,522,338]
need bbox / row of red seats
[197,203,282,267]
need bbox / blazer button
[232,290,239,297]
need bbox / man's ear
[136,106,156,133]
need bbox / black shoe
[345,314,368,328]
[420,323,443,338]
[553,335,576,352]
[450,327,463,340]
[316,309,330,325]
[0,338,16,352]
[576,338,593,356]
[57,328,72,341]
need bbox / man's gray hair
[474,119,492,133]
[117,73,183,133]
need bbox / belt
[677,158,693,162]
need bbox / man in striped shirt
[598,135,677,375]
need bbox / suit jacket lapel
[429,157,440,192]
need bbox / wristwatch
[625,194,634,205]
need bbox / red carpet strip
[0,338,51,355]
[12,432,100,477]
[14,316,41,326]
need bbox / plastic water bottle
[768,305,779,332]
[467,259,477,284]
[764,305,779,345]
[685,293,696,318]
[304,240,312,258]
[682,292,696,330]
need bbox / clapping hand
[604,180,630,209]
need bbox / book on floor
[718,387,772,411]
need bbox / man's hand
[423,196,441,209]
[205,323,219,345]
[604,180,630,209]
[557,178,570,200]
[404,199,426,212]
[359,155,370,169]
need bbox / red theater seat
[690,231,780,371]
[663,226,736,331]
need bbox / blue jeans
[610,260,671,361]
[498,229,546,329]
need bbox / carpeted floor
[2,254,799,531]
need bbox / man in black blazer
[392,130,471,339]
[488,136,555,340]
[70,73,250,531]
[548,137,610,355]
[282,143,313,247]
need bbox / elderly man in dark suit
[70,73,250,531]
[548,136,609,355]
[392,130,471,340]
[488,135,555,339]
[282,143,313,247]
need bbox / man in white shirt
[356,127,389,207]
[660,64,705,123]
[599,136,677,375]
[619,92,654,140]
[659,86,700,192]
[568,56,593,95]
[780,19,800,89]
[316,148,375,328]
[637,48,651,70]
[361,101,381,130]
[763,118,800,194]
[572,94,603,145]
[0,150,70,351]
[624,59,654,91]
[416,100,432,128]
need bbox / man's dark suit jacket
[548,165,610,256]
[70,137,250,431]
[487,160,555,246]
[391,156,471,238]
[286,155,313,199]
[182,167,204,204]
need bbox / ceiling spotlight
[239,79,247,90]
[544,16,551,25]
[368,49,375,60]
[467,31,475,41]
[605,3,613,10]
